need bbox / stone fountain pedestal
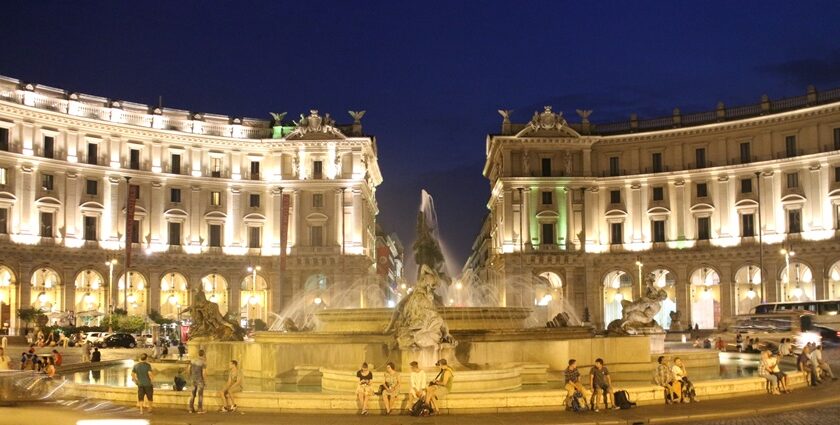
[394,342,458,370]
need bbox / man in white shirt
[409,361,427,404]
[812,344,835,381]
[0,347,12,370]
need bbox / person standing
[131,353,155,414]
[219,360,242,412]
[91,347,101,362]
[0,347,11,370]
[381,362,400,415]
[81,342,91,363]
[355,362,373,415]
[589,358,616,411]
[177,342,186,360]
[408,361,427,405]
[187,349,207,414]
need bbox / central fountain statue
[606,275,669,336]
[182,291,245,341]
[385,264,455,350]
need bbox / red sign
[279,193,291,270]
[125,184,139,269]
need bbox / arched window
[0,265,18,333]
[74,269,106,325]
[241,274,268,324]
[118,271,148,317]
[603,271,632,327]
[160,272,189,319]
[689,267,720,329]
[201,274,229,315]
[779,262,815,301]
[734,265,762,314]
[30,268,62,314]
[649,269,676,329]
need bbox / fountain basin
[313,307,534,332]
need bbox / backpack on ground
[410,398,431,416]
[614,390,636,409]
[568,391,588,412]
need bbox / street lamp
[246,265,261,325]
[780,248,796,300]
[105,259,117,312]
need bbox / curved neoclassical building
[470,86,840,330]
[0,76,382,333]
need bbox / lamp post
[246,265,261,326]
[780,248,795,300]
[106,259,117,312]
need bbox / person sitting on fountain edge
[425,359,454,415]
[356,362,373,415]
[564,359,590,409]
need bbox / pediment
[79,201,104,212]
[305,212,328,224]
[535,210,560,219]
[605,208,628,217]
[163,208,189,218]
[647,206,671,216]
[35,196,62,206]
[204,211,227,220]
[734,199,759,209]
[781,194,806,204]
[0,192,16,201]
[514,106,581,138]
[243,213,267,223]
[689,203,715,213]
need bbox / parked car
[84,332,110,345]
[133,334,154,348]
[99,333,137,348]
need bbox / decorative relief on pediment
[287,110,345,140]
[515,106,581,138]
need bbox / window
[541,223,555,245]
[39,212,53,238]
[310,225,323,246]
[0,209,6,234]
[85,179,98,196]
[248,226,261,248]
[740,178,753,194]
[170,153,181,174]
[785,135,797,157]
[652,152,663,173]
[43,136,54,159]
[83,216,97,241]
[87,143,98,165]
[786,172,799,189]
[835,128,840,150]
[0,128,8,151]
[697,217,711,240]
[652,220,665,243]
[788,209,801,233]
[313,161,323,179]
[41,174,54,191]
[313,193,324,208]
[168,222,181,245]
[742,214,755,237]
[740,142,751,163]
[249,193,260,208]
[209,224,222,247]
[696,183,708,198]
[541,158,551,177]
[131,219,140,244]
[129,149,140,170]
[609,156,620,176]
[0,168,5,185]
[610,222,623,244]
[250,160,260,180]
[211,157,222,177]
[170,188,181,203]
[652,187,664,201]
[541,191,552,205]
[695,148,706,168]
[210,191,221,206]
[610,190,621,204]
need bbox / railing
[0,89,274,140]
[592,87,840,135]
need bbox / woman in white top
[408,361,427,403]
[671,357,697,403]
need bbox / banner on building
[279,193,291,270]
[125,184,140,269]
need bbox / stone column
[65,129,79,163]
[762,172,778,234]
[335,188,343,248]
[229,186,241,247]
[291,189,300,248]
[150,182,163,246]
[109,136,122,169]
[21,122,34,156]
[18,165,34,235]
[630,183,642,243]
[582,148,591,177]
[672,180,686,240]
[502,189,513,248]
[271,187,283,253]
[352,189,363,247]
[105,176,121,242]
[64,172,79,240]
[808,165,824,230]
[521,188,532,249]
[716,176,731,238]
[231,151,242,180]
[189,186,201,247]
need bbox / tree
[17,307,43,333]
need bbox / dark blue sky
[3,1,840,270]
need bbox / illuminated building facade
[473,86,840,329]
[0,76,381,333]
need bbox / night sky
[3,1,840,272]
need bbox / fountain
[60,190,783,414]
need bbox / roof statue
[515,106,581,137]
[270,111,287,124]
[287,110,344,139]
[348,110,366,123]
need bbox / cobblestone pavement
[671,405,840,425]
